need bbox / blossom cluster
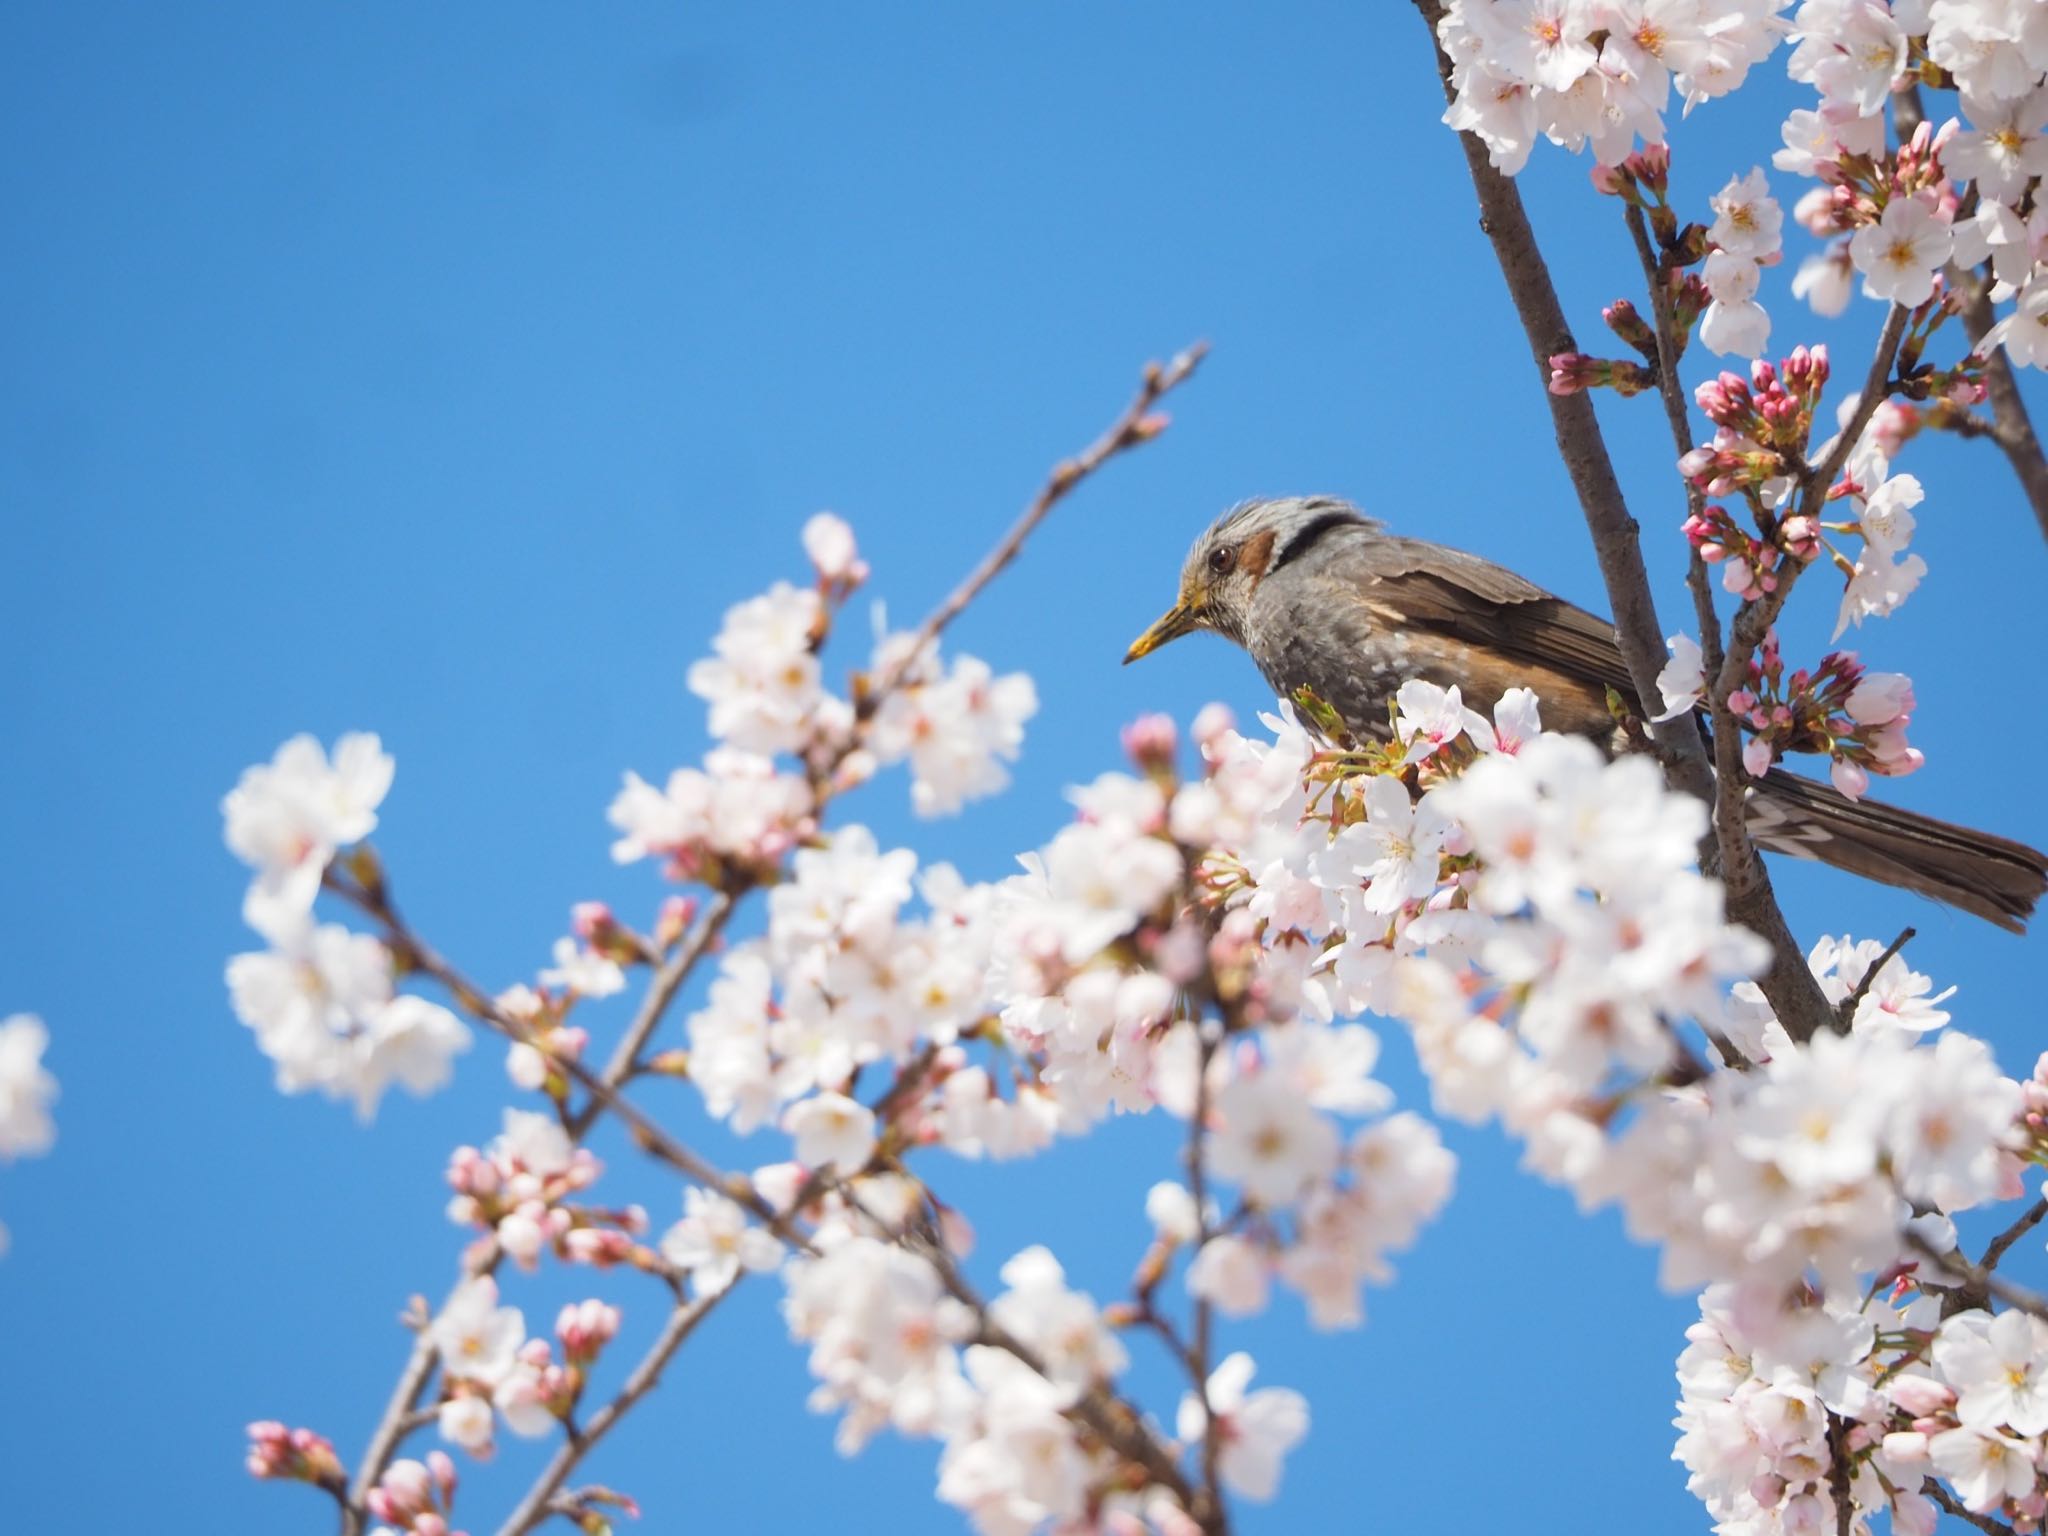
[222,734,470,1118]
[1780,1,2048,368]
[232,495,2042,1536]
[1443,1,2048,373]
[444,1108,643,1271]
[1435,1,1790,176]
[784,1203,1310,1531]
[426,1274,621,1456]
[1655,628,1921,798]
[1675,1237,2048,1536]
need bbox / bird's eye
[1207,544,1236,576]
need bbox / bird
[1123,494,2048,933]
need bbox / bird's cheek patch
[1240,529,1278,587]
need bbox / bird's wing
[1349,532,1643,706]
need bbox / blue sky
[4,5,2046,1531]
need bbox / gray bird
[1124,495,2048,932]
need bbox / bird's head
[1123,496,1373,663]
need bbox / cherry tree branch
[1835,925,1915,1032]
[1414,0,1838,1040]
[1413,2,1702,782]
[569,890,738,1134]
[864,340,1209,709]
[1713,303,1909,1043]
[320,345,1211,1530]
[884,1204,1223,1533]
[495,1286,730,1536]
[1617,200,1843,1040]
[1925,1479,2022,1536]
[342,1250,502,1530]
[1980,1195,2048,1277]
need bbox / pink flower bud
[1829,756,1870,800]
[1121,713,1179,772]
[654,894,698,951]
[570,902,615,943]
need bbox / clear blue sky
[4,5,2044,1531]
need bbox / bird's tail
[1745,768,2048,933]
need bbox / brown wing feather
[1353,534,1643,707]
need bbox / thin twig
[900,1213,1220,1532]
[495,1288,730,1536]
[571,890,738,1133]
[863,340,1209,710]
[1411,0,1708,789]
[1906,1227,2048,1322]
[1924,1479,2022,1536]
[343,1248,502,1526]
[1981,1195,2048,1276]
[1834,925,1915,1033]
[1417,0,1835,1038]
[328,869,824,1261]
[1616,198,1837,1041]
[1709,304,1910,1044]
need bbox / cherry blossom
[1175,1353,1309,1502]
[660,1188,781,1295]
[222,731,393,937]
[1847,196,1953,308]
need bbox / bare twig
[1925,1478,2022,1536]
[1411,1,1708,789]
[1415,0,1837,1037]
[1981,1195,2048,1277]
[1615,199,1838,1039]
[1834,925,1915,1032]
[863,340,1209,709]
[898,1213,1221,1533]
[570,890,737,1134]
[1906,1226,2048,1322]
[495,1288,730,1536]
[343,1248,502,1528]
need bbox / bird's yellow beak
[1123,600,1200,665]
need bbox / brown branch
[863,340,1209,710]
[1412,0,1708,789]
[1614,199,1841,1042]
[570,890,738,1135]
[1835,925,1916,1032]
[1953,265,2048,544]
[343,1248,502,1529]
[899,1215,1220,1534]
[1981,1195,2048,1276]
[1925,1479,2021,1536]
[1185,1027,1223,1520]
[495,1288,730,1536]
[1906,1227,2048,1322]
[334,872,821,1254]
[1415,0,1838,1038]
[1710,304,1910,1044]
